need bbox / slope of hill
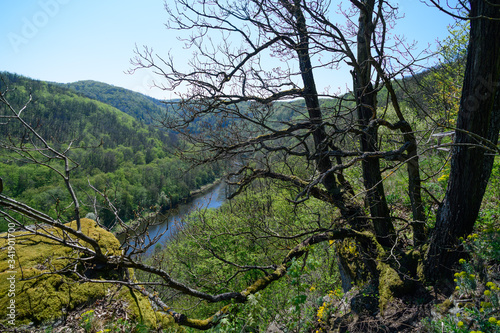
[0,72,221,229]
[60,80,165,123]
[1,73,170,149]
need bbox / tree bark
[285,0,357,214]
[355,0,395,247]
[425,0,500,281]
[283,1,382,291]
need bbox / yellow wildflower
[438,173,449,182]
[317,305,326,320]
[489,317,497,324]
[486,282,498,290]
[459,258,466,264]
[457,321,464,327]
[485,290,492,296]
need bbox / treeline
[1,73,174,149]
[61,80,166,124]
[0,72,222,229]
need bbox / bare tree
[0,90,83,231]
[0,83,366,330]
[130,0,429,291]
[424,0,500,281]
[127,0,499,324]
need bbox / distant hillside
[60,80,166,123]
[0,72,222,229]
[0,72,171,151]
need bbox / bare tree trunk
[285,0,336,191]
[285,0,357,213]
[355,0,395,247]
[282,1,382,291]
[425,0,500,281]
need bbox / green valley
[1,2,500,331]
[0,72,222,230]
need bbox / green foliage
[80,309,96,332]
[140,181,341,332]
[421,22,469,127]
[423,227,500,333]
[0,72,222,227]
[284,256,322,332]
[422,155,500,332]
[315,288,344,332]
[80,310,154,333]
[61,80,165,124]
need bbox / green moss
[0,219,113,325]
[337,238,373,286]
[0,218,178,330]
[437,299,453,315]
[338,231,408,313]
[184,305,231,330]
[377,262,404,312]
[242,265,287,296]
[65,219,122,256]
[418,244,429,282]
[118,287,178,329]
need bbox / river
[142,181,227,256]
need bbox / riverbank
[114,179,226,248]
[189,178,222,197]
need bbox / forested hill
[60,80,165,124]
[0,72,221,229]
[0,72,172,153]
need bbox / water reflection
[143,182,227,256]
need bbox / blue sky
[0,0,457,100]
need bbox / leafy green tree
[423,22,469,127]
